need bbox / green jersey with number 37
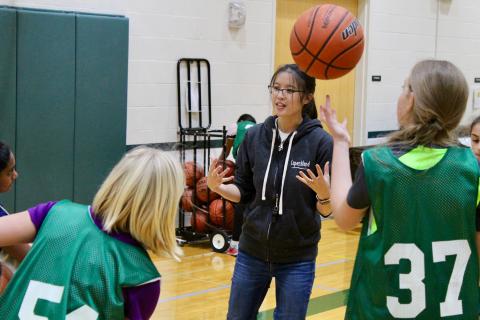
[346,146,479,319]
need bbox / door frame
[271,0,371,146]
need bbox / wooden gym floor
[150,220,360,319]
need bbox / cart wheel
[210,231,229,253]
[176,238,186,247]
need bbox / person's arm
[319,95,368,230]
[296,162,332,217]
[314,168,332,217]
[0,211,36,247]
[330,139,366,230]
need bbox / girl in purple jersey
[0,141,30,263]
[0,146,184,319]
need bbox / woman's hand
[319,95,351,144]
[207,159,234,192]
[296,162,330,199]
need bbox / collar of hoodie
[261,118,297,215]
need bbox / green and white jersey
[346,146,480,320]
[0,200,160,319]
[232,120,255,160]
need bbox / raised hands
[207,159,235,192]
[319,95,351,144]
[296,162,330,199]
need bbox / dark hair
[269,64,317,119]
[471,115,480,133]
[237,114,256,124]
[0,141,12,172]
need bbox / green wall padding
[74,14,128,204]
[15,10,76,209]
[0,8,17,211]
[0,7,128,210]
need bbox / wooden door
[275,0,358,139]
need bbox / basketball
[290,4,364,80]
[0,262,12,294]
[191,211,209,233]
[216,159,235,178]
[181,188,194,212]
[183,161,204,187]
[196,176,220,203]
[209,199,234,230]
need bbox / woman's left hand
[296,162,330,199]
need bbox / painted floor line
[257,289,349,319]
[159,258,349,304]
[316,258,349,270]
[312,284,342,292]
[158,284,231,303]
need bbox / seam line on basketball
[291,6,321,56]
[324,37,364,78]
[292,40,331,65]
[292,43,353,70]
[305,9,350,74]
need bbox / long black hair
[0,141,12,172]
[269,64,317,119]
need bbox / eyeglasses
[268,85,305,97]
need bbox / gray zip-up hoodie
[234,115,333,263]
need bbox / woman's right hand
[207,159,234,191]
[319,95,351,144]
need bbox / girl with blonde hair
[303,60,480,319]
[0,146,184,319]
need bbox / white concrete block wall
[6,0,480,147]
[1,0,274,145]
[436,0,480,124]
[363,0,437,145]
[363,0,480,145]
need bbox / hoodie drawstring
[278,131,296,215]
[261,127,277,201]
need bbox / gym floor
[150,219,359,319]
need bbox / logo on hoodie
[290,159,311,170]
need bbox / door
[275,0,359,139]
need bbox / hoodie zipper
[266,164,279,262]
[266,135,284,262]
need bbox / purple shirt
[28,201,160,320]
[0,204,8,217]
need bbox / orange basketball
[191,211,209,233]
[290,4,364,80]
[181,188,194,212]
[183,161,204,187]
[209,199,234,230]
[0,262,12,294]
[195,177,220,203]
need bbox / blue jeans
[227,250,315,320]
